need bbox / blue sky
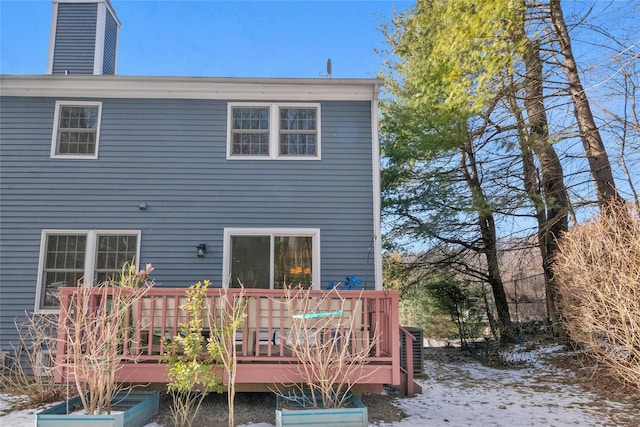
[0,0,413,77]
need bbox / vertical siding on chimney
[51,3,98,75]
[102,8,118,75]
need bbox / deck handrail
[55,286,402,387]
[400,326,418,397]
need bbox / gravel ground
[151,390,407,426]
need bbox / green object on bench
[292,310,343,319]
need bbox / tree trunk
[549,0,621,207]
[460,138,514,343]
[522,40,570,333]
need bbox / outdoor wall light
[196,243,207,258]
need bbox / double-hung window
[223,228,320,289]
[51,101,102,159]
[36,230,140,311]
[227,103,320,159]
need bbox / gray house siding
[0,95,376,352]
[51,3,98,75]
[102,10,118,75]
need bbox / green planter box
[275,391,368,427]
[37,391,159,427]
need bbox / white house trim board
[46,3,59,74]
[52,0,122,25]
[113,15,120,74]
[222,228,321,290]
[102,0,122,27]
[0,75,383,102]
[94,2,106,75]
[371,84,383,291]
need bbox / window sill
[226,155,321,161]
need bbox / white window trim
[222,228,321,289]
[226,102,321,160]
[50,101,103,159]
[35,229,141,313]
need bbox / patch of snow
[0,393,26,415]
[395,344,633,426]
[423,338,448,347]
[70,408,125,415]
[0,394,42,426]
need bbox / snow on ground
[393,344,635,426]
[1,344,638,426]
[1,393,51,426]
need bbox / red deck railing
[54,287,406,391]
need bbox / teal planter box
[37,391,159,427]
[275,391,368,427]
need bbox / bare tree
[460,136,514,342]
[549,0,623,207]
[520,38,570,330]
[595,42,640,208]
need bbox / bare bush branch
[57,264,153,415]
[207,286,247,427]
[555,202,640,394]
[0,312,65,407]
[274,286,379,409]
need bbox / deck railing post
[400,327,417,397]
[54,288,71,383]
[389,293,401,386]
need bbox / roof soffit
[0,75,383,101]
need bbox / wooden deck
[54,287,417,394]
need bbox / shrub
[554,202,640,394]
[2,262,153,412]
[163,280,223,427]
[206,286,247,427]
[0,313,65,407]
[59,262,153,415]
[276,285,379,409]
[426,279,486,346]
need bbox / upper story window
[279,107,318,156]
[230,106,270,156]
[51,101,102,159]
[35,230,140,311]
[227,103,320,160]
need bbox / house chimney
[47,0,121,75]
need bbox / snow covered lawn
[1,344,638,426]
[394,344,638,426]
